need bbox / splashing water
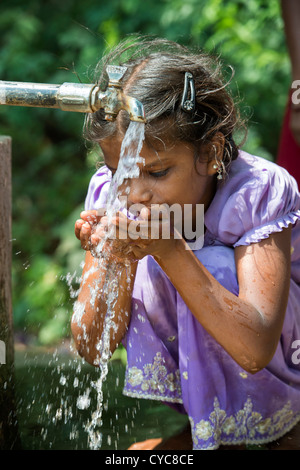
[106,121,145,215]
[74,121,145,449]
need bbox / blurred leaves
[0,0,290,343]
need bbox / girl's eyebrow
[142,156,172,169]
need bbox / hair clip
[181,72,196,113]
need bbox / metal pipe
[0,65,146,123]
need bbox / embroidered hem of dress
[123,388,183,404]
[123,352,183,403]
[191,415,300,450]
[189,397,300,450]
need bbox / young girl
[72,38,300,450]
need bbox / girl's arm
[71,212,138,366]
[153,226,292,374]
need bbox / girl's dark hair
[84,37,245,172]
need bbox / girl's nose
[126,177,153,205]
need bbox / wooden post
[0,136,20,449]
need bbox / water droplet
[59,375,67,386]
[76,394,91,410]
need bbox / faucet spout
[0,65,146,123]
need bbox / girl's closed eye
[149,168,169,178]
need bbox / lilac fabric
[85,151,300,449]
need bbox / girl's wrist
[90,241,138,267]
[154,237,187,265]
[102,250,138,267]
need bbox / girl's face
[99,135,219,220]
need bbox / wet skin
[73,134,292,376]
[76,136,219,261]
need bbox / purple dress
[85,151,300,449]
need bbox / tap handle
[106,65,127,87]
[100,65,146,123]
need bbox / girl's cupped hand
[75,207,179,263]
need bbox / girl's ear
[206,132,226,176]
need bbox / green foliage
[0,0,290,343]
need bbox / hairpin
[181,72,196,113]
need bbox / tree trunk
[0,136,21,449]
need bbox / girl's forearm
[154,239,283,374]
[71,252,137,366]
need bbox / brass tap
[0,65,146,123]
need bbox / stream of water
[73,121,145,449]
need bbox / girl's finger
[93,223,106,242]
[80,222,92,250]
[103,214,130,241]
[91,232,100,246]
[108,214,149,241]
[100,215,108,227]
[75,219,84,240]
[139,206,151,220]
[80,210,103,225]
